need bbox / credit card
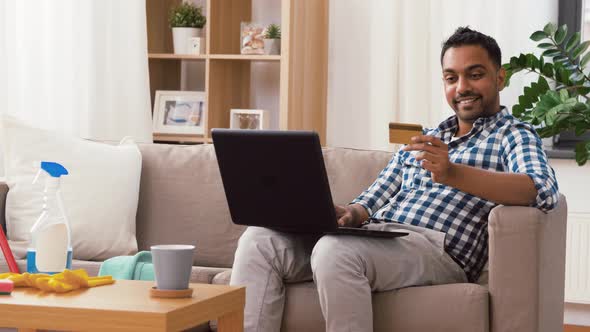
[389,122,423,145]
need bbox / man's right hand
[334,204,368,228]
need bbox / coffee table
[0,280,245,331]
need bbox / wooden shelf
[146,0,328,144]
[148,53,208,60]
[209,54,281,61]
[153,134,212,144]
[148,54,281,61]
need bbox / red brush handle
[0,227,19,273]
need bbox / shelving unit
[146,0,329,144]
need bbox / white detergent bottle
[27,161,72,274]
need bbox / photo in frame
[240,22,265,55]
[229,109,269,130]
[153,91,206,135]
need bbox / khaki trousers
[230,223,467,332]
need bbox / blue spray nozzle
[40,162,68,178]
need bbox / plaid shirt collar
[437,106,510,143]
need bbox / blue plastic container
[26,248,73,274]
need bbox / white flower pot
[263,39,281,55]
[172,27,203,54]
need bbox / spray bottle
[27,161,73,274]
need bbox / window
[549,0,590,158]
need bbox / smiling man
[230,27,560,332]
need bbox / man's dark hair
[440,27,502,68]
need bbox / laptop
[211,129,408,239]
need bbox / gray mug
[151,244,195,290]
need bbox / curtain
[327,0,559,151]
[0,0,153,176]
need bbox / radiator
[565,213,590,304]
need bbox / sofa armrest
[0,181,7,234]
[488,194,567,332]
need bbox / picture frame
[240,22,265,55]
[153,91,206,135]
[230,109,269,130]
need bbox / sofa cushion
[1,117,141,261]
[322,147,392,205]
[373,283,489,332]
[208,268,489,332]
[135,143,245,268]
[279,282,489,332]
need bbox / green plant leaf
[509,56,521,69]
[572,41,590,59]
[542,49,562,57]
[530,82,540,96]
[538,76,550,92]
[542,63,554,77]
[553,55,569,63]
[555,24,568,44]
[546,104,568,126]
[168,2,206,28]
[538,42,554,49]
[575,140,590,165]
[581,52,590,68]
[519,94,534,108]
[512,104,525,117]
[538,126,559,137]
[570,71,585,83]
[518,54,528,66]
[543,23,558,36]
[531,30,548,41]
[559,89,569,101]
[566,32,581,52]
[573,102,589,112]
[575,122,588,136]
[526,54,539,70]
[558,66,571,85]
[547,90,562,105]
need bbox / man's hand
[334,204,367,228]
[402,135,455,184]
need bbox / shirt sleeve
[501,124,559,212]
[351,150,404,216]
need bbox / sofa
[0,143,567,332]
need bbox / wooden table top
[0,280,245,332]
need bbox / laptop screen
[212,129,339,233]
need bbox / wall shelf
[148,54,281,62]
[146,0,328,144]
[208,54,281,61]
[148,54,208,60]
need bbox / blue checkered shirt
[351,107,559,282]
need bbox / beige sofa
[0,143,567,332]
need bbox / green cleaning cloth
[98,251,155,281]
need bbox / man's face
[442,45,505,123]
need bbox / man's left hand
[402,135,455,183]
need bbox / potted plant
[169,2,206,54]
[263,23,281,55]
[504,22,590,165]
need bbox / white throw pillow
[1,116,140,260]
